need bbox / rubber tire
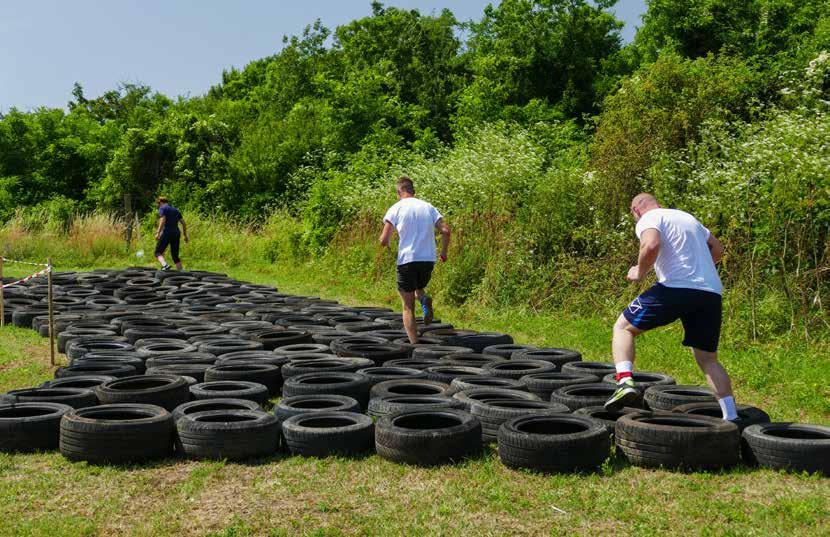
[282,372,372,409]
[741,423,830,474]
[560,361,616,378]
[274,395,362,423]
[424,365,485,384]
[145,364,212,383]
[447,376,526,395]
[43,375,118,391]
[355,367,426,387]
[443,332,514,353]
[439,353,505,368]
[281,358,372,379]
[551,383,632,411]
[204,364,282,395]
[481,344,537,359]
[573,406,646,436]
[55,363,138,379]
[482,360,557,380]
[498,414,610,473]
[189,381,270,405]
[411,346,474,361]
[172,398,261,422]
[511,348,582,368]
[615,412,740,470]
[59,403,174,464]
[453,387,541,410]
[375,409,482,466]
[370,379,451,399]
[519,372,599,400]
[470,399,570,443]
[95,375,190,411]
[368,395,465,420]
[282,412,374,457]
[643,385,715,411]
[601,371,676,389]
[175,409,279,460]
[0,402,73,452]
[3,387,97,409]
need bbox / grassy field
[0,258,828,536]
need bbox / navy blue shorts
[623,284,722,352]
[154,232,181,263]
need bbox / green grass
[0,256,828,536]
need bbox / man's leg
[170,234,182,270]
[399,290,418,344]
[692,348,737,420]
[415,288,433,325]
[154,235,170,269]
[606,314,645,411]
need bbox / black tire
[282,372,372,409]
[602,371,676,389]
[447,375,526,395]
[55,363,137,378]
[189,381,270,405]
[95,375,190,411]
[254,330,313,351]
[204,364,282,395]
[371,379,452,399]
[615,412,740,470]
[275,395,361,423]
[481,344,536,359]
[330,336,388,355]
[453,387,541,410]
[214,351,290,367]
[483,360,556,380]
[439,353,504,368]
[511,348,582,368]
[356,367,426,387]
[0,402,73,452]
[411,346,473,361]
[136,341,198,358]
[573,406,646,436]
[145,353,218,369]
[282,412,374,457]
[335,343,409,365]
[71,356,146,375]
[520,372,599,400]
[43,375,117,390]
[498,414,610,473]
[560,361,616,378]
[644,385,715,411]
[273,344,331,356]
[471,399,570,443]
[175,409,279,460]
[199,339,264,356]
[281,358,371,379]
[368,395,465,420]
[443,332,513,353]
[551,383,631,411]
[385,358,440,370]
[145,364,212,383]
[60,403,174,463]
[172,398,261,422]
[672,402,770,432]
[67,339,133,360]
[375,409,482,466]
[741,423,830,474]
[3,387,97,409]
[424,365,485,384]
[123,328,185,345]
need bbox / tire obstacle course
[0,267,826,475]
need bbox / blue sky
[1,1,647,112]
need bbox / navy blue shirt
[158,204,182,234]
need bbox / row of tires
[0,267,826,475]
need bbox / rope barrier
[1,266,52,289]
[0,257,50,267]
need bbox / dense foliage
[2,0,829,338]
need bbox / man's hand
[626,265,641,282]
[440,253,447,262]
[184,235,190,244]
[154,232,160,241]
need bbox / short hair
[156,196,169,205]
[396,176,415,194]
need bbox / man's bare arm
[707,233,724,264]
[155,217,165,240]
[628,228,660,281]
[436,218,450,261]
[379,221,394,247]
[180,219,189,243]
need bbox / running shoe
[160,264,172,271]
[420,295,434,325]
[604,377,640,411]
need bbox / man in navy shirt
[153,197,189,271]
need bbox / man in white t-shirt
[605,193,739,421]
[380,176,451,343]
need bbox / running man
[605,193,738,421]
[380,176,451,344]
[154,197,189,271]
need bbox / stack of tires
[0,267,826,475]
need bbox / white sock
[718,396,738,421]
[615,361,634,384]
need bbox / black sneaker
[161,264,172,271]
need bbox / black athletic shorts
[622,283,722,352]
[396,261,434,293]
[154,231,181,263]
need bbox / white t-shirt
[635,208,722,295]
[383,197,443,265]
